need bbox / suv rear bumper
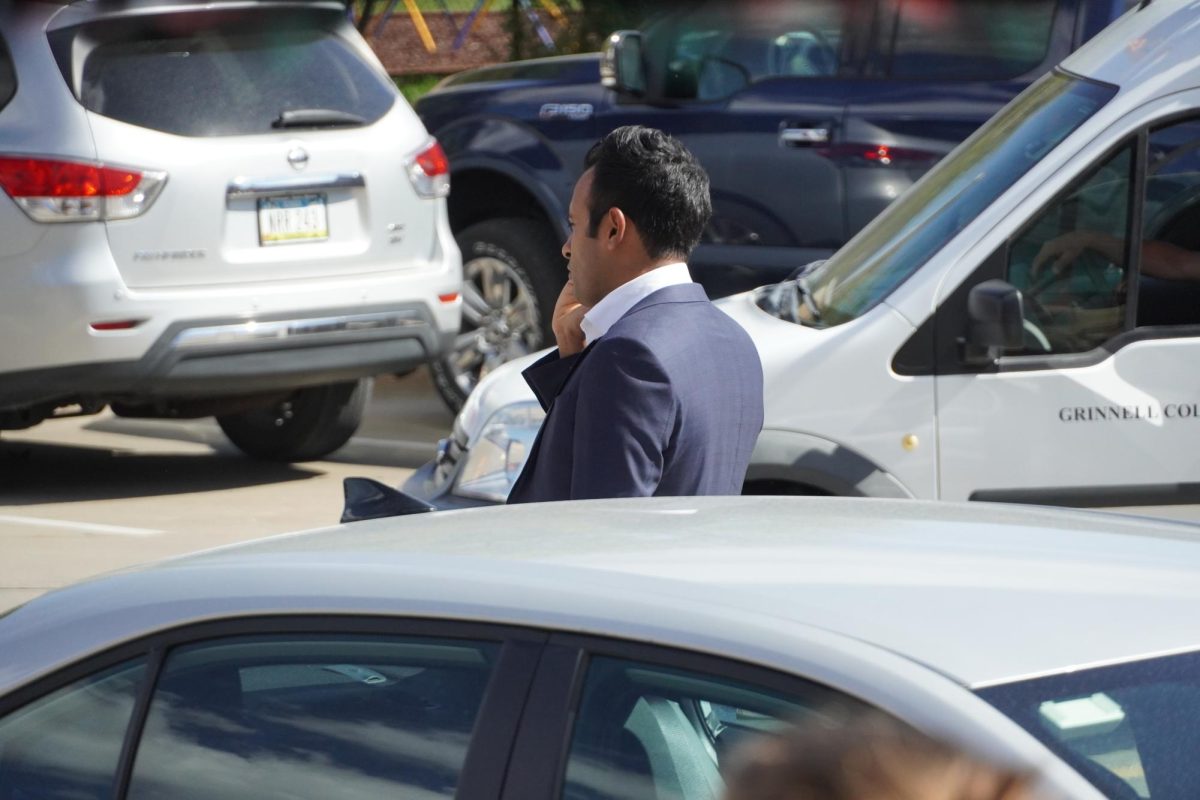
[0,303,452,414]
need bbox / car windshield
[978,649,1200,798]
[790,71,1116,327]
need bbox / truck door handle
[779,127,831,146]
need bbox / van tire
[217,378,371,462]
[431,218,561,412]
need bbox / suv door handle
[779,127,831,146]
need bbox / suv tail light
[406,139,450,199]
[0,156,167,222]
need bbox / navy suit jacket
[507,283,764,503]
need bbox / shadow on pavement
[0,440,322,504]
[81,416,436,470]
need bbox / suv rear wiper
[272,109,367,129]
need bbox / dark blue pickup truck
[416,0,1135,409]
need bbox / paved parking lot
[1,368,1197,614]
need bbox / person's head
[723,710,1040,800]
[563,125,712,306]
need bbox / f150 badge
[539,103,594,121]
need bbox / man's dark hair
[583,125,712,260]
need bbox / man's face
[563,168,609,308]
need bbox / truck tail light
[0,156,167,222]
[817,144,941,167]
[406,139,450,199]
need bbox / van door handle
[779,127,831,146]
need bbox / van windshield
[800,72,1116,326]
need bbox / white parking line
[0,515,163,537]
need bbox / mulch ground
[367,11,525,75]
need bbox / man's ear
[604,207,627,251]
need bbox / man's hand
[1033,231,1091,277]
[552,279,588,357]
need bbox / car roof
[2,497,1199,695]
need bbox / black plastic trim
[112,646,165,800]
[0,31,16,113]
[500,644,587,800]
[971,482,1200,507]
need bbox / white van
[405,0,1200,508]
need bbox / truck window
[877,0,1059,80]
[645,0,847,101]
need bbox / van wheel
[217,379,371,462]
[431,219,561,412]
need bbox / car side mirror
[601,30,646,98]
[963,279,1024,365]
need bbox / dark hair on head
[583,125,712,260]
[723,707,1038,800]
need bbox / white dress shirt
[580,262,693,345]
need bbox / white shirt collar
[580,262,693,344]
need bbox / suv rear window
[0,35,15,112]
[65,11,395,136]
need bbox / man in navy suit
[507,126,764,503]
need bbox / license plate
[257,194,328,246]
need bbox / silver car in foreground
[0,0,461,462]
[2,497,1197,798]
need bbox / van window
[73,11,395,137]
[1000,116,1200,356]
[0,35,14,112]
[879,0,1058,80]
[1004,144,1134,355]
[1136,118,1200,326]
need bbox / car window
[0,34,14,113]
[979,649,1200,799]
[561,656,873,800]
[877,0,1059,80]
[73,12,396,137]
[0,659,148,800]
[1004,143,1134,355]
[645,0,847,101]
[125,635,498,800]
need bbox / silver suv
[0,0,461,461]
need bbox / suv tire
[431,218,561,411]
[217,378,371,462]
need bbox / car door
[934,114,1200,504]
[595,0,869,294]
[0,617,544,800]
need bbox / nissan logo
[287,147,309,170]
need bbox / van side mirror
[963,279,1024,364]
[601,31,646,97]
